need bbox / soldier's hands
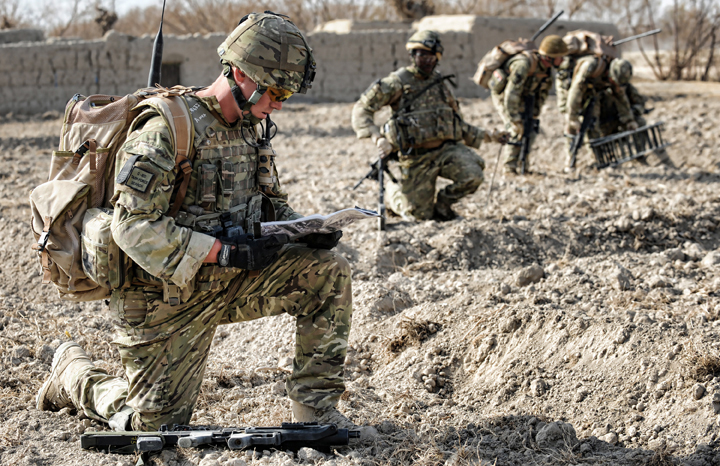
[300,231,343,250]
[218,234,289,270]
[491,130,511,145]
[375,137,394,157]
[564,118,580,136]
[625,121,639,131]
[511,121,524,138]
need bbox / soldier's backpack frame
[588,122,672,169]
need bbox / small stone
[500,316,521,333]
[600,432,618,445]
[530,378,548,397]
[499,283,511,295]
[226,460,247,466]
[298,447,326,462]
[11,346,30,359]
[648,438,666,450]
[636,401,646,411]
[648,275,669,288]
[610,265,633,291]
[54,431,71,441]
[701,251,720,268]
[516,265,544,287]
[685,243,704,261]
[536,421,578,449]
[693,383,706,400]
[198,459,219,466]
[627,426,638,437]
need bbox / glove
[625,121,639,131]
[490,130,511,145]
[375,137,394,157]
[217,234,288,270]
[301,231,343,250]
[564,118,580,136]
[511,121,524,138]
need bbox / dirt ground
[0,80,719,466]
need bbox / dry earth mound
[0,83,719,465]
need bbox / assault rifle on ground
[568,95,597,168]
[81,422,359,459]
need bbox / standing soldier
[352,30,508,222]
[556,31,636,171]
[36,12,375,440]
[598,58,674,166]
[488,35,569,174]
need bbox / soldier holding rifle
[352,31,508,222]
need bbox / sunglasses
[265,87,294,102]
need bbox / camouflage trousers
[386,142,485,220]
[491,92,537,171]
[65,245,352,431]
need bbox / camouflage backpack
[29,87,194,302]
[563,30,617,59]
[472,38,538,89]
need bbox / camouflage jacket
[351,66,488,150]
[558,55,634,125]
[494,53,553,123]
[111,93,300,289]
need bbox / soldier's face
[233,68,283,120]
[413,49,437,74]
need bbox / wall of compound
[0,16,620,115]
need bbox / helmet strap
[223,62,264,125]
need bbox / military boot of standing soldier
[352,30,508,222]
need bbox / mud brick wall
[0,16,620,114]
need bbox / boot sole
[36,341,81,411]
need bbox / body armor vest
[174,95,268,238]
[382,67,462,151]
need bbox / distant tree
[389,0,436,20]
[94,6,117,35]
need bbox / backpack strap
[141,94,194,218]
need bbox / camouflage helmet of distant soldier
[609,58,633,86]
[406,30,444,60]
[217,12,316,120]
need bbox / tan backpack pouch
[30,180,110,301]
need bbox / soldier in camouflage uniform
[352,30,508,221]
[598,59,674,166]
[37,12,375,439]
[556,43,636,170]
[489,35,568,174]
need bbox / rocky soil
[0,81,719,466]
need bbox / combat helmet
[609,58,633,85]
[218,11,316,115]
[538,35,569,58]
[406,30,444,59]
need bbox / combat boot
[291,401,378,442]
[432,202,457,222]
[36,341,94,412]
